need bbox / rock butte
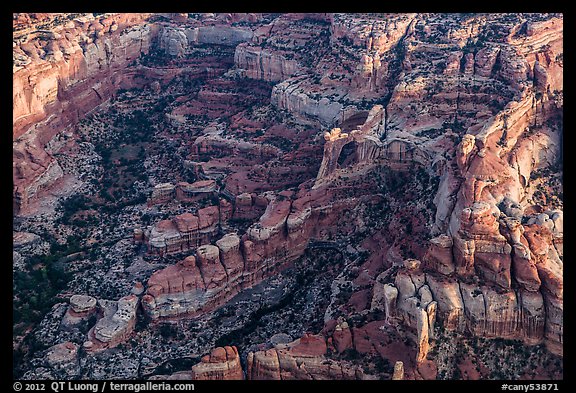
[13,12,562,380]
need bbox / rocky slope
[13,13,154,214]
[12,13,266,215]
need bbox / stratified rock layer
[246,334,362,380]
[191,346,244,380]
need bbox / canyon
[13,12,562,381]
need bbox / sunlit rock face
[13,14,155,213]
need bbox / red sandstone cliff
[13,13,155,213]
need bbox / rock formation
[375,260,436,363]
[271,77,345,127]
[246,334,362,380]
[144,206,220,256]
[143,254,223,319]
[392,361,404,380]
[44,342,80,378]
[61,295,97,327]
[233,14,327,83]
[232,192,269,221]
[13,13,154,213]
[191,346,244,380]
[409,14,564,359]
[234,44,301,82]
[315,105,386,184]
[84,295,139,352]
[142,195,306,318]
[149,180,217,205]
[332,320,353,354]
[157,23,254,56]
